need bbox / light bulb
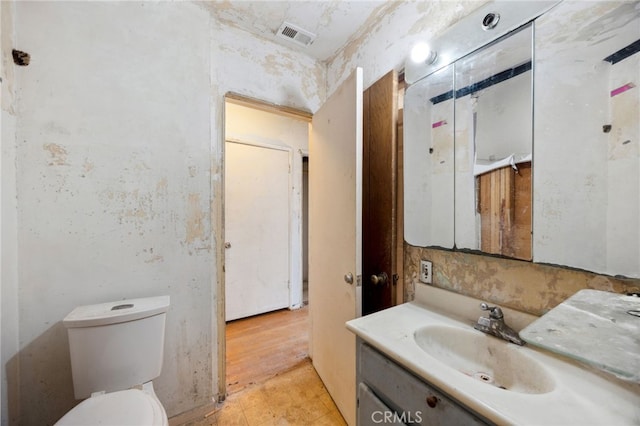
[410,42,437,65]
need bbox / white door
[225,141,291,321]
[309,68,363,426]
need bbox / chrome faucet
[474,303,525,346]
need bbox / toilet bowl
[56,382,168,426]
[54,296,170,426]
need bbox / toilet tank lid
[63,295,170,328]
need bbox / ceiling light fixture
[411,42,438,65]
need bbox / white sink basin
[414,324,555,394]
[347,289,640,425]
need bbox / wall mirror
[454,24,533,260]
[403,64,455,248]
[533,1,640,277]
[404,2,554,253]
[404,1,640,278]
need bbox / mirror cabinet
[404,1,640,278]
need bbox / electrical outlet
[420,260,432,284]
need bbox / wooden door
[362,70,398,315]
[225,141,291,321]
[309,67,363,426]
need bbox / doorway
[222,95,312,396]
[219,70,403,416]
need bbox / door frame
[217,95,312,401]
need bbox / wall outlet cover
[420,260,433,284]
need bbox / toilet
[55,295,170,426]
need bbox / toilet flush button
[111,304,134,311]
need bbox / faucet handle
[480,303,504,319]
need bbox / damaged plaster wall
[405,246,640,317]
[3,1,327,424]
[326,1,488,96]
[210,17,326,113]
[9,2,213,424]
[1,1,20,424]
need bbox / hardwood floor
[170,305,348,425]
[226,306,309,395]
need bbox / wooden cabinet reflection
[477,162,531,260]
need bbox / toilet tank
[63,296,170,399]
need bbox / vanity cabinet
[357,339,492,426]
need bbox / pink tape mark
[611,82,636,97]
[432,120,447,129]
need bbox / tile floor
[174,359,347,426]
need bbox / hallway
[171,306,346,425]
[226,306,310,394]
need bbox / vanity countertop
[346,286,640,425]
[521,289,640,382]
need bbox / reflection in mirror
[403,2,557,252]
[404,65,455,248]
[534,1,640,277]
[454,24,533,260]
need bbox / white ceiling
[206,1,392,62]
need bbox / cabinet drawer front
[358,383,408,426]
[358,341,492,426]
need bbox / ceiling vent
[276,22,316,47]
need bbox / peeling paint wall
[2,1,327,424]
[326,1,488,95]
[1,1,20,424]
[405,246,640,317]
[210,18,326,113]
[9,2,213,424]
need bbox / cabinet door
[358,341,493,426]
[358,383,407,426]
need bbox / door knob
[370,272,388,286]
[344,272,354,284]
